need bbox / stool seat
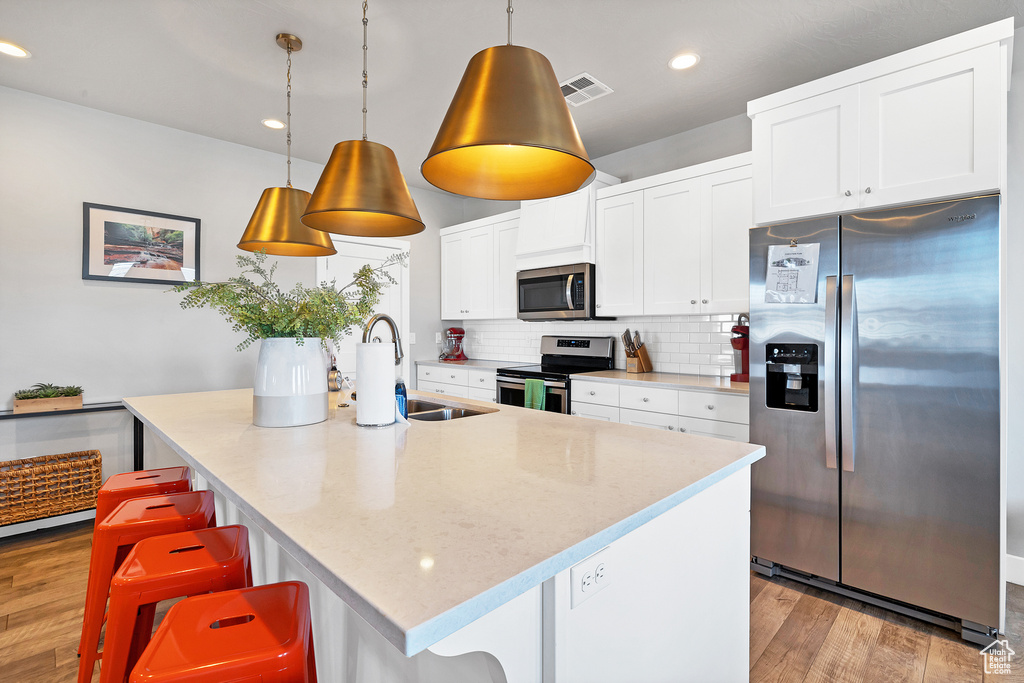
[78,490,217,683]
[95,467,192,529]
[99,525,252,683]
[130,581,317,683]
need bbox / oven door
[496,377,568,414]
[517,264,593,321]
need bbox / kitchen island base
[195,465,751,682]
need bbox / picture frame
[82,203,201,285]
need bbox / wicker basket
[0,450,102,526]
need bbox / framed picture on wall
[82,203,201,285]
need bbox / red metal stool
[129,581,317,683]
[98,525,252,683]
[78,490,217,683]
[95,467,192,529]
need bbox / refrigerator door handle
[824,276,838,470]
[840,274,856,472]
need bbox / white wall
[0,85,465,475]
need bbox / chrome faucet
[362,313,404,366]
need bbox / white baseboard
[1007,553,1024,587]
[0,508,95,539]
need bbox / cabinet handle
[450,374,456,379]
[680,428,687,433]
[479,378,485,383]
[864,187,872,194]
[668,426,674,431]
[702,299,708,304]
[706,404,715,411]
[426,371,431,376]
[691,299,697,304]
[596,304,602,308]
[571,411,578,416]
[642,397,650,403]
[589,390,596,396]
[844,190,852,197]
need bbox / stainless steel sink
[406,399,445,414]
[408,407,485,421]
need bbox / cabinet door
[619,408,679,432]
[440,233,464,320]
[700,166,752,314]
[570,402,619,422]
[461,227,494,319]
[859,43,1001,210]
[643,179,701,315]
[752,87,860,224]
[678,416,749,442]
[595,192,644,316]
[492,218,520,319]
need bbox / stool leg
[126,603,157,679]
[98,592,144,683]
[78,536,121,683]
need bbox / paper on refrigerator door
[765,243,820,303]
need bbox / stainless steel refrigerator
[749,194,1001,643]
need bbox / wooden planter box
[0,450,102,525]
[13,395,84,414]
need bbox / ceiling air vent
[559,73,613,107]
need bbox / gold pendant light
[238,34,337,257]
[421,0,595,201]
[302,1,424,237]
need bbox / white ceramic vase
[252,337,329,428]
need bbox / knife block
[626,345,653,373]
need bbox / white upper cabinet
[595,154,752,316]
[749,19,1012,224]
[595,192,644,317]
[440,211,519,321]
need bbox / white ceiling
[1,0,1021,194]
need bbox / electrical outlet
[570,546,611,608]
[407,332,416,345]
[435,332,443,344]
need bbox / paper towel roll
[356,342,396,426]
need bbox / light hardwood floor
[1,520,1022,682]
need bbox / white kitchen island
[124,389,764,683]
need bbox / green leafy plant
[172,250,407,351]
[15,383,84,400]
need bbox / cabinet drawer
[417,365,469,386]
[467,369,496,391]
[571,403,619,422]
[417,380,469,398]
[619,385,678,414]
[619,408,678,432]
[571,380,619,407]
[677,391,748,424]
[467,386,496,403]
[678,416,749,442]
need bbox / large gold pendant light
[301,1,424,237]
[421,1,595,201]
[238,34,337,257]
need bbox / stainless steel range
[496,336,615,414]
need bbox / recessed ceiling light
[262,118,286,130]
[669,53,700,70]
[0,41,30,58]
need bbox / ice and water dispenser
[765,344,818,411]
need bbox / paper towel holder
[362,314,404,366]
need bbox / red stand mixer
[730,314,750,383]
[440,327,468,361]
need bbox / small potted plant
[173,250,405,427]
[13,383,84,414]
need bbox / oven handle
[496,377,568,390]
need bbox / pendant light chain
[507,0,513,45]
[286,42,293,188]
[362,0,369,141]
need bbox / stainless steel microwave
[516,263,597,321]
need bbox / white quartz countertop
[414,358,528,370]
[574,370,750,395]
[123,389,763,656]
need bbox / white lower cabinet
[416,365,496,402]
[570,378,749,441]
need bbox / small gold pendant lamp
[238,34,337,257]
[301,1,424,237]
[421,1,595,201]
